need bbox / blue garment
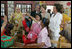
[26,21,31,27]
[43,18,46,24]
[25,17,31,28]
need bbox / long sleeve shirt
[49,12,63,37]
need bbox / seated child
[37,19,51,48]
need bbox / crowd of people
[1,3,71,48]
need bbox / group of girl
[1,3,71,48]
[22,7,51,48]
[21,4,62,48]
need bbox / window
[27,5,31,13]
[46,5,54,13]
[16,4,32,13]
[1,4,5,16]
[16,4,21,11]
[7,1,14,19]
[22,4,26,13]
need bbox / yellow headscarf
[14,7,23,22]
[14,7,23,29]
[9,7,23,23]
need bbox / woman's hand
[26,13,38,22]
[60,24,64,28]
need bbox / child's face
[41,21,44,28]
[36,15,40,21]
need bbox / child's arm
[24,43,45,47]
[26,13,38,23]
[41,42,45,46]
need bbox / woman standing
[58,5,71,48]
[37,19,51,48]
[9,7,23,34]
[40,4,50,22]
[60,5,71,31]
[49,4,63,48]
[9,7,23,28]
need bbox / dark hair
[47,9,51,13]
[35,14,42,20]
[54,3,62,13]
[42,18,50,29]
[1,16,4,17]
[41,4,47,10]
[60,5,64,13]
[5,23,14,31]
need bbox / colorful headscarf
[9,7,23,24]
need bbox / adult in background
[31,5,42,25]
[40,4,50,24]
[31,5,41,18]
[47,9,53,17]
[58,4,71,48]
[49,4,63,48]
